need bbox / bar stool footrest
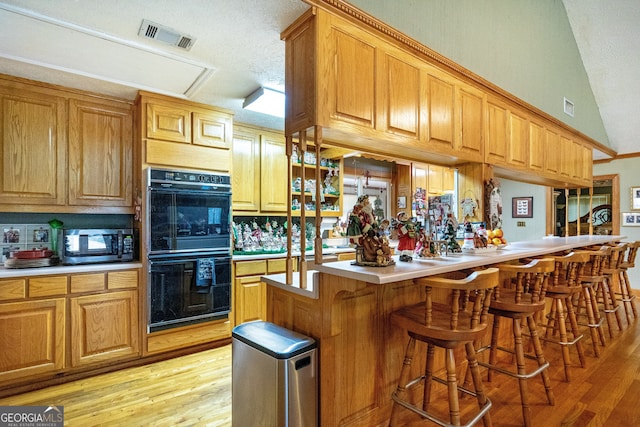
[392,388,492,427]
[476,345,550,379]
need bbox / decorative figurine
[442,216,462,253]
[462,221,476,251]
[396,211,417,262]
[345,195,393,267]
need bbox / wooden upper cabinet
[485,99,508,165]
[380,53,421,140]
[427,73,455,150]
[456,85,484,160]
[508,110,529,168]
[192,110,232,149]
[559,134,573,179]
[544,127,560,176]
[68,99,133,207]
[330,26,376,128]
[146,102,191,143]
[0,87,66,206]
[146,99,233,149]
[528,120,545,173]
[413,164,428,195]
[259,132,288,212]
[232,125,261,212]
[282,7,597,187]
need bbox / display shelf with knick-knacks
[290,145,343,217]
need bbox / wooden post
[299,130,308,289]
[314,126,323,265]
[565,188,570,237]
[589,186,594,235]
[286,134,294,285]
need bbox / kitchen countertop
[0,261,144,278]
[262,235,625,288]
[232,246,356,261]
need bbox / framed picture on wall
[631,186,640,210]
[622,212,640,226]
[512,197,533,218]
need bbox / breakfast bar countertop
[287,235,626,285]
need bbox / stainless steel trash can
[232,321,317,427]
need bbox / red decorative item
[10,249,54,259]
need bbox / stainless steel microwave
[62,228,136,265]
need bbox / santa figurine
[396,211,417,262]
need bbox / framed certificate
[512,197,533,218]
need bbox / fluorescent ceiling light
[243,87,285,118]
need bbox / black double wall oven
[147,168,231,333]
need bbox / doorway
[554,174,619,236]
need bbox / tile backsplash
[1,223,52,264]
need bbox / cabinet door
[260,133,288,212]
[0,298,65,382]
[330,25,376,128]
[428,165,444,195]
[559,134,573,179]
[381,52,420,139]
[70,290,139,367]
[193,110,232,149]
[68,99,133,207]
[544,128,560,176]
[413,164,428,196]
[508,110,528,168]
[234,275,266,325]
[146,101,191,143]
[528,120,545,173]
[456,85,484,161]
[427,73,455,150]
[485,99,508,165]
[232,126,261,212]
[0,88,66,205]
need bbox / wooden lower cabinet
[70,290,139,367]
[0,298,65,382]
[233,257,295,325]
[0,269,140,387]
[235,275,266,324]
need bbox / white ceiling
[0,0,637,159]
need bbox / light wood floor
[1,315,639,426]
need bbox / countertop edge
[262,235,625,287]
[0,262,144,278]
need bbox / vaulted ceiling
[0,0,636,159]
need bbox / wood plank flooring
[1,316,639,426]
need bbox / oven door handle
[148,254,231,267]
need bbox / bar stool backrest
[574,247,610,283]
[494,258,555,304]
[414,268,498,335]
[621,241,640,269]
[603,242,627,272]
[550,251,591,291]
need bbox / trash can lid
[232,321,317,359]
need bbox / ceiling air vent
[138,19,195,51]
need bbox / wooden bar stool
[541,252,588,382]
[475,258,555,427]
[389,268,498,427]
[618,241,639,321]
[600,243,627,331]
[572,248,609,354]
